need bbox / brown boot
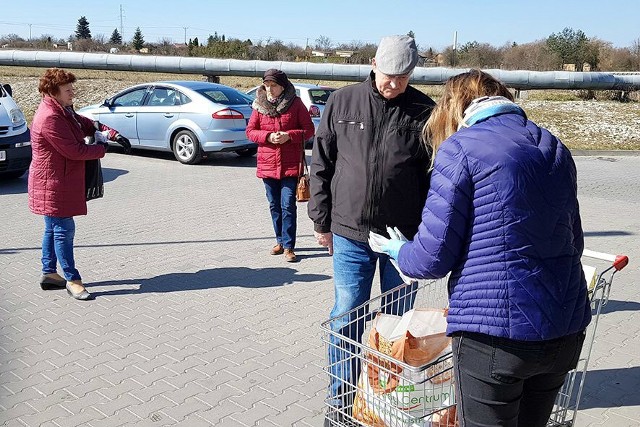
[270,243,284,255]
[284,249,297,262]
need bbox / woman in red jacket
[29,68,130,301]
[246,69,314,262]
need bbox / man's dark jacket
[308,72,436,242]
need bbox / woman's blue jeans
[327,233,415,408]
[263,177,297,249]
[42,216,81,281]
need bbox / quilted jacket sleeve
[286,98,315,144]
[246,109,271,145]
[40,112,106,161]
[397,137,473,279]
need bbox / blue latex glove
[369,230,413,284]
[381,239,405,260]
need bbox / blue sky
[2,0,637,50]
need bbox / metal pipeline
[1,50,639,90]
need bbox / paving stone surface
[1,150,638,426]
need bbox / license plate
[0,150,5,161]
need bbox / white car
[246,83,336,147]
[0,83,31,179]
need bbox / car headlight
[10,108,26,126]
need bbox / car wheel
[235,147,257,157]
[0,169,27,180]
[172,130,203,164]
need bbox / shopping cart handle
[583,249,629,271]
[613,255,629,271]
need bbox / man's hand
[115,134,132,154]
[314,231,333,256]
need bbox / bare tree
[315,35,333,51]
[502,40,560,71]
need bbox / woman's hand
[277,131,290,143]
[268,131,290,144]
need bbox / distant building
[335,50,354,58]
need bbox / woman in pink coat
[246,69,315,262]
[29,68,130,301]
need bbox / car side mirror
[102,98,111,107]
[2,83,12,97]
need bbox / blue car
[79,81,256,164]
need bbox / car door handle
[164,113,174,118]
[125,113,134,118]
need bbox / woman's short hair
[38,68,77,96]
[424,69,513,158]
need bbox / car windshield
[308,89,334,105]
[196,87,252,105]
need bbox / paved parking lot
[1,150,639,426]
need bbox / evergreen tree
[75,16,92,39]
[547,27,590,70]
[132,27,145,50]
[109,28,122,45]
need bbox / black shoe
[40,273,67,290]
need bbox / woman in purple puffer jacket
[377,70,591,427]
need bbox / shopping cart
[321,249,629,427]
[548,249,629,426]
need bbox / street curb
[571,150,640,157]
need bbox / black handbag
[85,158,104,201]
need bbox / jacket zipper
[337,120,364,129]
[365,100,388,233]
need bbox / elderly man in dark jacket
[308,35,436,422]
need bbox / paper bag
[353,309,457,427]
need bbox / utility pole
[120,4,124,41]
[183,27,188,45]
[28,23,32,40]
[452,30,458,67]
